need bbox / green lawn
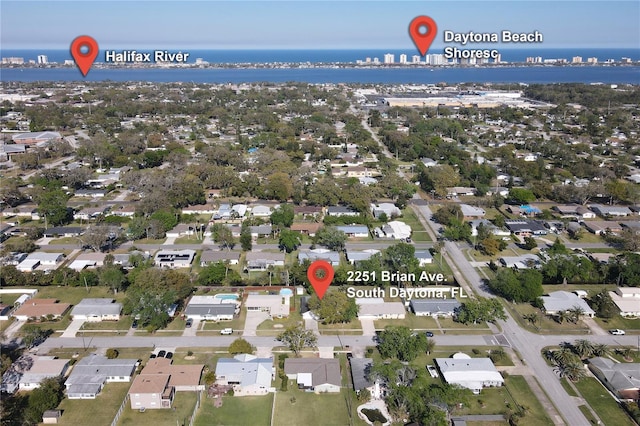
[256,312,303,336]
[573,377,635,426]
[200,308,246,333]
[596,316,640,332]
[195,394,273,426]
[57,382,130,426]
[507,301,590,334]
[119,391,198,426]
[375,315,439,331]
[174,236,204,244]
[504,375,554,426]
[83,317,133,331]
[273,386,359,426]
[30,286,126,306]
[402,208,432,242]
[318,318,362,331]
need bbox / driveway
[243,311,269,337]
[61,319,86,338]
[182,319,199,337]
[360,318,376,336]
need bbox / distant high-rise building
[494,54,502,64]
[383,53,395,64]
[572,56,583,63]
[428,54,445,65]
[373,57,380,64]
[621,57,632,63]
[365,57,371,63]
[399,54,407,64]
[412,55,421,64]
[1,57,24,65]
[587,57,598,64]
[37,55,48,64]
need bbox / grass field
[194,394,273,426]
[119,391,198,426]
[57,382,130,426]
[402,208,432,242]
[595,315,640,332]
[273,386,363,426]
[374,315,439,331]
[507,301,590,334]
[504,375,554,426]
[573,377,636,426]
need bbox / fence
[187,390,203,426]
[110,394,129,426]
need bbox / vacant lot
[57,382,130,426]
[573,377,635,426]
[194,394,273,426]
[119,392,198,426]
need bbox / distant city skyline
[1,1,638,50]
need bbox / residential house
[1,355,69,393]
[251,205,272,217]
[245,294,290,318]
[154,250,196,268]
[436,354,504,394]
[349,358,381,398]
[65,354,137,399]
[541,291,595,318]
[284,358,341,393]
[73,206,108,221]
[43,227,84,238]
[504,220,548,236]
[553,205,596,220]
[129,358,204,409]
[250,225,272,239]
[74,189,107,198]
[583,221,622,235]
[375,221,411,240]
[588,357,640,401]
[215,354,275,396]
[180,204,217,215]
[298,249,340,266]
[460,204,486,219]
[184,295,237,321]
[356,298,406,319]
[294,206,323,218]
[12,299,70,321]
[469,220,511,239]
[327,206,359,217]
[290,222,321,237]
[335,225,369,238]
[410,299,461,317]
[499,254,540,269]
[245,251,285,271]
[70,298,122,322]
[447,187,476,197]
[166,223,198,238]
[68,252,106,271]
[12,131,62,145]
[345,249,380,265]
[590,205,632,218]
[608,288,640,318]
[370,203,401,220]
[414,250,433,266]
[199,250,241,266]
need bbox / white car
[609,329,625,335]
[220,328,233,335]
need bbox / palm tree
[556,310,569,324]
[553,347,579,366]
[544,349,557,365]
[523,313,539,329]
[425,338,436,355]
[591,344,610,357]
[618,346,634,361]
[567,306,585,324]
[573,339,595,359]
[554,360,586,382]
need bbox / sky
[1,0,639,50]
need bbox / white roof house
[410,299,461,317]
[65,354,137,399]
[245,294,290,318]
[298,249,341,266]
[608,288,640,317]
[346,249,380,264]
[541,291,595,317]
[1,355,69,394]
[376,221,411,240]
[436,354,504,394]
[184,295,237,321]
[460,204,486,218]
[154,249,195,268]
[215,354,274,396]
[251,205,272,217]
[70,299,122,322]
[370,203,401,219]
[356,298,406,319]
[245,251,285,271]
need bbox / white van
[220,328,233,335]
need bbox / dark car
[132,320,138,329]
[165,352,173,360]
[425,331,434,337]
[157,350,166,358]
[149,354,156,359]
[185,319,193,328]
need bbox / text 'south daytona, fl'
[346,286,468,300]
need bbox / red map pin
[70,35,99,77]
[307,260,334,300]
[409,16,438,56]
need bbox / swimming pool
[214,294,239,301]
[279,288,293,296]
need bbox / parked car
[185,319,193,328]
[220,328,233,335]
[149,354,156,359]
[157,350,166,357]
[609,329,625,335]
[131,319,138,329]
[425,331,434,337]
[165,352,173,359]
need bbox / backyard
[194,394,274,426]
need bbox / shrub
[106,348,119,359]
[472,348,481,355]
[187,350,193,356]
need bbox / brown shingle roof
[12,299,70,319]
